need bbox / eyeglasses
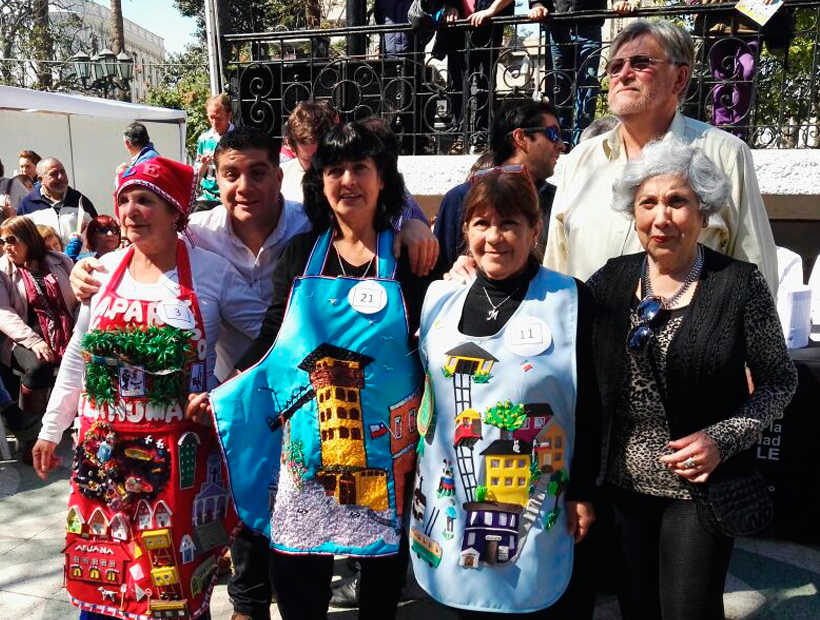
[0,235,19,246]
[625,296,664,353]
[605,55,679,77]
[471,163,528,181]
[95,226,120,235]
[509,126,562,143]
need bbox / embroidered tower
[299,343,388,511]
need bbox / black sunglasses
[0,235,19,246]
[605,54,678,77]
[516,126,562,143]
[95,226,120,235]
[626,296,664,353]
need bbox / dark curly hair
[301,122,405,233]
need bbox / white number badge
[348,281,388,315]
[504,316,552,357]
[157,300,196,330]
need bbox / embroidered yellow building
[300,343,388,511]
[480,439,532,507]
[444,343,498,376]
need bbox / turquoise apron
[412,267,578,613]
[211,229,422,556]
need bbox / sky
[91,0,198,55]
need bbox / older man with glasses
[543,20,778,295]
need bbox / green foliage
[284,438,308,487]
[475,485,488,502]
[543,507,560,530]
[472,371,492,384]
[145,45,210,159]
[528,460,541,493]
[172,0,326,39]
[82,326,195,407]
[482,400,526,431]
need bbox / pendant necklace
[334,241,375,278]
[482,285,522,321]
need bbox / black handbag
[689,469,774,537]
[645,346,774,538]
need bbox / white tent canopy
[0,85,186,122]
[0,86,187,215]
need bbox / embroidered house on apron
[412,269,579,613]
[211,230,423,557]
[64,241,235,620]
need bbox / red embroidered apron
[64,241,236,620]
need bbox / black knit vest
[592,247,758,478]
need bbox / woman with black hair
[209,121,440,620]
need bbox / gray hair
[610,20,695,99]
[612,138,731,219]
[35,157,62,178]
[580,115,619,142]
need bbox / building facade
[51,0,166,102]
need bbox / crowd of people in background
[0,16,804,620]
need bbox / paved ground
[1,436,818,620]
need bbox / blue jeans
[0,375,12,409]
[547,24,603,146]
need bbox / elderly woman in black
[587,138,797,620]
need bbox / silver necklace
[334,241,375,277]
[642,244,704,308]
[482,285,522,321]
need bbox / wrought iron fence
[224,1,820,154]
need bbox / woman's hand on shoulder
[31,439,60,480]
[395,219,439,276]
[443,254,477,285]
[659,430,722,484]
[566,500,595,543]
[186,392,214,426]
[70,257,107,303]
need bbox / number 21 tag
[348,281,388,315]
[505,316,552,357]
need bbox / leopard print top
[591,269,796,500]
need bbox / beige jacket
[0,251,77,366]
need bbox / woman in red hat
[31,157,266,620]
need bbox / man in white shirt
[544,20,778,292]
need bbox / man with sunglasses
[543,20,778,294]
[434,99,565,270]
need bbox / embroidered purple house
[459,501,523,569]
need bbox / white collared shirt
[187,199,312,379]
[543,112,778,294]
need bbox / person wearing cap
[30,157,267,620]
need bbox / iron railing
[224,2,820,153]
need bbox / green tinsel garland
[81,325,194,408]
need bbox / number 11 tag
[505,316,552,357]
[348,281,388,315]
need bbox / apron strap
[102,245,136,297]
[174,239,196,296]
[304,229,333,276]
[304,229,398,279]
[376,229,397,279]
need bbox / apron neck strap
[104,239,195,295]
[304,229,397,279]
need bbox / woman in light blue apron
[208,122,439,620]
[412,168,602,617]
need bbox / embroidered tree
[482,400,526,431]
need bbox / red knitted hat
[115,157,197,221]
